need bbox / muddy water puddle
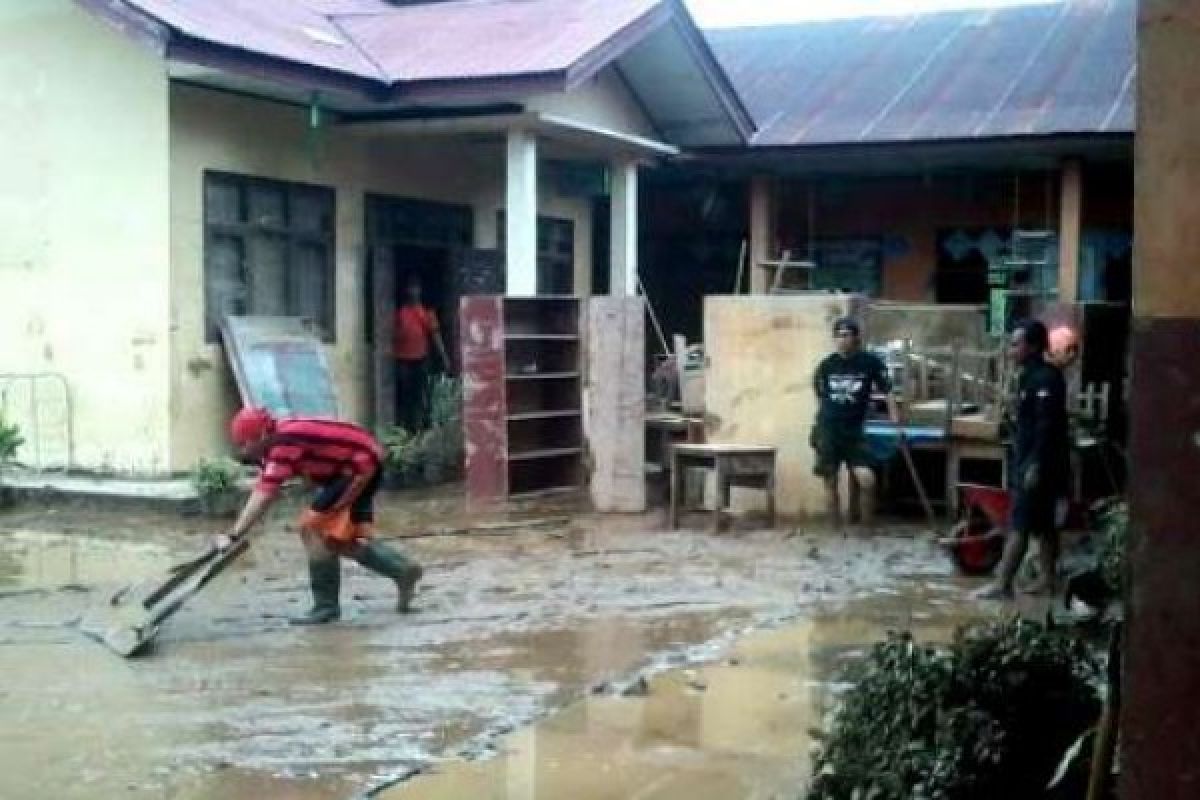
[0,529,177,592]
[0,510,980,800]
[383,594,973,800]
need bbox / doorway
[365,195,474,432]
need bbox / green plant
[0,414,23,464]
[807,617,1100,800]
[1094,500,1128,595]
[381,375,464,488]
[190,457,244,498]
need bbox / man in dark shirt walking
[812,317,899,533]
[976,319,1070,599]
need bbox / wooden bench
[669,443,777,532]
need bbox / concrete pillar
[505,127,538,296]
[1123,3,1200,799]
[748,175,774,294]
[609,157,638,297]
[1057,158,1083,302]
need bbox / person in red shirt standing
[394,274,450,432]
[219,407,423,625]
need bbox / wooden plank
[461,296,507,507]
[705,294,861,517]
[506,410,581,421]
[504,333,579,341]
[586,296,646,512]
[508,446,583,461]
[504,371,580,381]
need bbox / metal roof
[80,0,753,145]
[335,0,665,84]
[705,0,1136,147]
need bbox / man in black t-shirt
[975,319,1071,599]
[812,317,899,533]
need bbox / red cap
[229,407,274,447]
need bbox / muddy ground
[0,489,993,799]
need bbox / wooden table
[669,443,777,532]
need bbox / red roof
[124,0,386,80]
[102,0,667,85]
[337,0,664,84]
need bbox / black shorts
[811,424,874,478]
[1011,484,1057,536]
[311,468,382,523]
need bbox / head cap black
[1014,318,1049,352]
[832,317,860,337]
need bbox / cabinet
[461,296,583,504]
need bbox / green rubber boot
[290,557,341,625]
[352,540,423,613]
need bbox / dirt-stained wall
[705,294,861,518]
[0,0,171,473]
[772,168,1132,302]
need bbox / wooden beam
[1058,158,1083,302]
[748,175,774,294]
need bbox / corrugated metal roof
[89,0,753,144]
[337,0,664,84]
[115,0,665,84]
[705,0,1136,146]
[124,0,387,80]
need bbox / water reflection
[385,600,972,800]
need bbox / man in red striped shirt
[220,407,423,625]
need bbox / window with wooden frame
[497,212,576,295]
[203,172,336,341]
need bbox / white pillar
[610,157,638,297]
[505,127,538,296]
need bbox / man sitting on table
[811,317,900,534]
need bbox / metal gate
[0,373,73,471]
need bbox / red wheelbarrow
[937,483,1011,576]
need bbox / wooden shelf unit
[462,295,584,503]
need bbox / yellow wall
[705,295,861,518]
[0,3,648,474]
[0,0,171,473]
[168,85,605,469]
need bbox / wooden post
[748,175,774,294]
[1058,158,1083,302]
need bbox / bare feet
[1019,579,1057,597]
[972,583,1014,601]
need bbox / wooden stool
[669,443,777,532]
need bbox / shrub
[807,617,1100,800]
[190,457,243,498]
[0,414,23,464]
[382,375,463,488]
